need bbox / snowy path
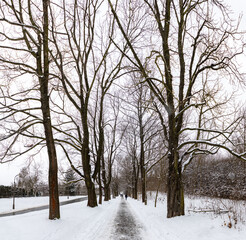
[110,199,143,240]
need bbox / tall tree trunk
[140,145,146,203]
[93,89,105,203]
[158,0,184,218]
[86,180,97,207]
[134,178,138,199]
[137,84,146,204]
[81,116,97,207]
[139,110,146,203]
[131,155,138,199]
[98,169,103,204]
[131,176,135,198]
[133,159,138,200]
[141,164,146,204]
[41,0,60,220]
[167,145,184,217]
[82,140,97,207]
[104,184,111,201]
[101,155,110,201]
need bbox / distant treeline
[0,185,39,198]
[0,184,87,198]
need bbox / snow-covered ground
[0,194,246,240]
[0,196,119,240]
[131,194,246,240]
[0,196,83,214]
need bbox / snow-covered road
[0,197,87,217]
[0,196,85,214]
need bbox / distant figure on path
[120,193,123,199]
[125,194,128,200]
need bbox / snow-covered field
[0,194,246,240]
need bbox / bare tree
[102,95,124,201]
[123,80,161,203]
[0,0,60,219]
[17,164,42,196]
[49,0,125,207]
[108,0,245,217]
[124,126,139,199]
[119,73,163,203]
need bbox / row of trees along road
[0,0,246,220]
[0,0,125,219]
[0,0,59,219]
[108,0,246,218]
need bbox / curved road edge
[0,196,88,218]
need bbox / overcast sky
[0,1,246,186]
[227,0,246,16]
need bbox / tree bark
[82,125,97,207]
[101,155,111,201]
[140,137,146,203]
[141,164,146,204]
[86,180,97,207]
[139,111,146,203]
[41,0,60,219]
[104,184,111,201]
[131,154,139,199]
[167,149,184,218]
[81,124,97,207]
[98,170,103,204]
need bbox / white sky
[0,0,246,186]
[227,0,246,17]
